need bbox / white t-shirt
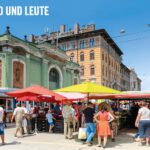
[13,107,25,121]
[22,107,28,114]
[139,107,150,120]
[0,107,4,123]
[71,108,76,117]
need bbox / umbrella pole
[34,101,38,134]
[87,93,89,102]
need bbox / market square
[0,0,150,149]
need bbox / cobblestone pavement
[0,127,149,150]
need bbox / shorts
[16,120,22,128]
[0,123,4,135]
[48,122,54,126]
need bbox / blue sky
[0,0,150,90]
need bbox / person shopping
[46,109,55,133]
[82,102,95,146]
[135,101,150,147]
[62,102,73,139]
[0,105,5,145]
[94,106,114,148]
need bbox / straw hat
[98,102,111,111]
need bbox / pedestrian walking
[46,109,55,133]
[82,102,95,146]
[21,103,28,134]
[0,105,5,145]
[135,101,150,147]
[71,105,76,132]
[62,102,73,139]
[11,103,25,138]
[94,106,114,148]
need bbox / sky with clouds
[0,0,150,90]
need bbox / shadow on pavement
[22,133,37,138]
[73,129,136,148]
[0,141,21,146]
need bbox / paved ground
[0,127,149,150]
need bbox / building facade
[33,24,123,90]
[130,69,141,91]
[120,63,130,91]
[0,27,80,90]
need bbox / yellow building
[33,24,123,90]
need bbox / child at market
[46,109,55,133]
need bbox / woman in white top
[135,101,150,146]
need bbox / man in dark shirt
[82,102,95,145]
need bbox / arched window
[90,65,95,75]
[81,66,84,76]
[49,68,60,90]
[13,60,25,88]
[70,53,74,62]
[80,52,84,62]
[90,50,94,60]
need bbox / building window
[70,41,75,50]
[90,65,95,75]
[79,40,85,49]
[109,58,111,66]
[102,53,104,60]
[102,65,104,75]
[49,68,60,90]
[70,53,74,62]
[61,43,67,51]
[106,67,107,77]
[80,52,84,61]
[73,78,78,85]
[81,66,84,76]
[89,38,95,47]
[105,55,107,63]
[90,50,94,60]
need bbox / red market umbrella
[16,94,56,102]
[6,85,66,102]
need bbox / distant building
[33,24,123,90]
[129,69,141,91]
[120,63,130,91]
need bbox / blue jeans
[139,120,150,138]
[0,123,4,135]
[85,123,96,142]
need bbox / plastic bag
[78,128,87,140]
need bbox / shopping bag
[78,128,87,140]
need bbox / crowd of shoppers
[0,100,150,148]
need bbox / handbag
[69,122,73,129]
[78,127,87,140]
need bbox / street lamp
[120,28,126,34]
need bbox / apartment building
[31,23,141,91]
